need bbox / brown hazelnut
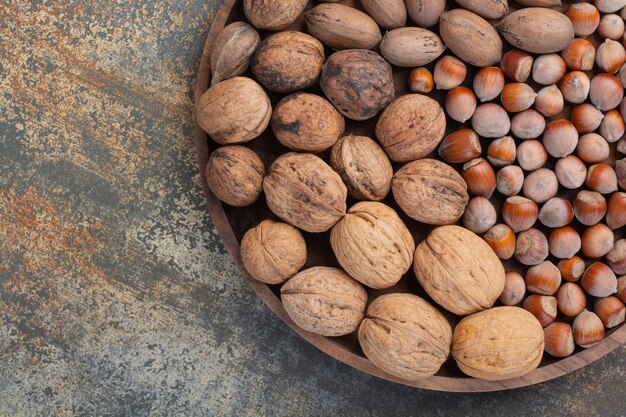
[272,93,345,152]
[618,158,626,189]
[606,192,626,230]
[598,109,625,143]
[511,110,546,139]
[471,103,511,139]
[463,197,497,234]
[445,87,477,123]
[321,50,394,121]
[571,104,604,134]
[523,295,558,327]
[197,77,271,145]
[516,228,549,266]
[501,83,537,113]
[501,50,533,83]
[408,67,435,93]
[462,158,496,198]
[330,135,393,201]
[440,129,483,164]
[544,322,575,358]
[538,197,574,228]
[586,163,618,194]
[582,262,618,297]
[517,140,548,171]
[557,282,587,317]
[576,133,610,164]
[281,266,367,336]
[559,256,586,282]
[523,168,559,203]
[473,67,505,102]
[241,220,306,284]
[549,227,582,259]
[572,309,605,348]
[484,224,516,260]
[607,239,626,274]
[560,71,590,104]
[561,38,596,71]
[598,13,625,40]
[487,136,516,167]
[252,31,325,93]
[565,3,600,37]
[526,261,562,295]
[502,196,538,232]
[359,293,452,381]
[582,223,615,258]
[392,159,469,225]
[434,55,467,89]
[206,145,265,207]
[377,94,446,162]
[532,54,567,86]
[497,165,525,197]
[596,39,626,74]
[594,296,625,328]
[499,271,526,305]
[264,152,347,233]
[543,119,579,158]
[555,155,588,189]
[617,276,626,303]
[331,202,415,289]
[590,73,623,111]
[573,190,607,225]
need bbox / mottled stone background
[0,1,624,416]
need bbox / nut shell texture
[497,8,574,53]
[321,49,394,121]
[281,267,367,336]
[376,94,446,162]
[263,153,347,233]
[331,202,415,289]
[414,225,506,315]
[210,22,260,86]
[241,220,307,284]
[380,27,445,67]
[252,31,325,94]
[330,135,393,201]
[197,77,271,145]
[272,93,345,152]
[244,0,308,31]
[452,307,544,381]
[358,293,452,381]
[392,159,468,225]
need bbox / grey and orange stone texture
[0,1,625,416]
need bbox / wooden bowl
[194,0,626,392]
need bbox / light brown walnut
[413,225,506,315]
[358,293,452,381]
[330,202,415,289]
[330,135,393,201]
[263,152,347,233]
[281,266,367,336]
[240,220,307,285]
[452,307,545,381]
[392,159,468,225]
[244,0,309,31]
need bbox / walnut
[244,0,309,31]
[358,293,452,381]
[392,159,469,225]
[263,152,347,233]
[376,94,446,162]
[281,266,367,336]
[210,21,260,86]
[413,225,506,315]
[240,220,307,284]
[205,146,265,207]
[452,307,545,381]
[330,202,415,289]
[197,77,271,145]
[252,31,325,94]
[320,49,395,121]
[272,93,345,152]
[330,135,393,201]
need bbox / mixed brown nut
[197,0,626,382]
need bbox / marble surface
[0,1,624,416]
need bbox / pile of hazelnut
[197,0,626,383]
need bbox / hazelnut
[598,13,625,40]
[330,202,414,289]
[499,271,526,305]
[560,71,590,104]
[487,136,517,167]
[538,197,574,228]
[581,223,615,258]
[555,155,587,189]
[523,168,559,204]
[594,296,625,328]
[590,73,623,111]
[586,163,618,194]
[359,293,452,381]
[497,165,525,197]
[523,295,558,327]
[565,3,600,37]
[501,50,533,82]
[572,309,605,348]
[618,158,626,189]
[607,239,626,274]
[561,38,596,71]
[434,55,467,90]
[582,262,618,297]
[557,282,587,317]
[517,140,548,171]
[596,39,626,74]
[501,83,537,113]
[534,85,564,117]
[596,0,626,14]
[516,228,549,265]
[408,67,435,93]
[549,227,582,259]
[502,196,538,232]
[544,322,575,358]
[473,67,505,102]
[281,267,367,336]
[576,133,610,164]
[559,256,586,282]
[617,276,626,303]
[511,110,546,139]
[532,54,567,86]
[571,104,604,134]
[330,135,393,201]
[526,261,562,295]
[206,145,265,207]
[463,197,497,234]
[439,129,482,164]
[484,224,516,260]
[241,220,307,285]
[543,119,579,158]
[598,109,625,143]
[471,103,511,138]
[445,87,477,123]
[462,158,496,198]
[573,190,607,226]
[606,192,626,230]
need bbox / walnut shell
[263,152,347,233]
[376,94,446,162]
[320,49,395,121]
[392,159,469,225]
[305,3,382,50]
[380,28,446,67]
[496,8,574,53]
[358,293,452,381]
[413,225,506,315]
[210,22,260,86]
[330,202,415,289]
[241,220,307,285]
[360,0,407,30]
[252,31,325,94]
[272,93,345,152]
[197,77,271,145]
[452,307,545,381]
[281,266,367,336]
[205,146,265,207]
[330,135,393,201]
[244,0,309,31]
[439,9,503,67]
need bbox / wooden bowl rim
[193,0,626,392]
